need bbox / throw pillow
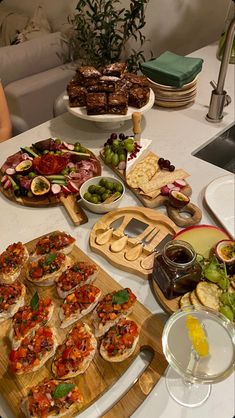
[16,4,51,43]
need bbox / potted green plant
[69,0,151,72]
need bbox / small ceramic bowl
[79,176,125,214]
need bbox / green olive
[84,192,92,201]
[115,183,123,193]
[102,192,110,201]
[88,185,97,194]
[96,186,106,195]
[105,181,115,191]
[55,139,62,144]
[90,195,99,204]
[28,172,37,179]
[99,178,107,187]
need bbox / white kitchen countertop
[0,44,234,418]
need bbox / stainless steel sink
[192,123,235,173]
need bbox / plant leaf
[112,289,129,305]
[43,253,57,266]
[52,383,76,399]
[30,292,39,311]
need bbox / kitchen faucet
[206,17,235,122]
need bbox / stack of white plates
[148,76,197,108]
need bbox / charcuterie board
[0,232,168,418]
[90,207,179,279]
[0,139,101,225]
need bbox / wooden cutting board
[90,207,178,279]
[0,149,101,225]
[100,150,192,209]
[0,232,168,418]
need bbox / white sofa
[0,31,75,135]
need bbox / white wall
[4,0,230,56]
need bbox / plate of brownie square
[64,63,155,127]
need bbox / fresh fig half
[215,240,235,264]
[168,190,190,208]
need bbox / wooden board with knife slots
[90,207,179,279]
[0,231,168,418]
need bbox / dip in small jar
[152,240,202,299]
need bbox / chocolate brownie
[87,76,120,93]
[128,87,150,108]
[108,93,128,115]
[103,62,127,78]
[67,85,87,107]
[86,93,107,115]
[115,78,131,95]
[123,73,149,88]
[76,66,101,86]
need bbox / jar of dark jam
[152,240,202,299]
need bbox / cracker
[179,292,191,309]
[189,290,202,307]
[196,282,221,311]
[126,152,159,188]
[140,169,189,194]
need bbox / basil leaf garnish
[30,292,39,311]
[0,297,3,303]
[43,253,57,266]
[52,383,75,399]
[112,289,129,305]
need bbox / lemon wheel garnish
[186,315,209,357]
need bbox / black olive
[19,187,28,196]
[14,189,21,197]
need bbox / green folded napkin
[141,51,203,87]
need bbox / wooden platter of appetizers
[90,207,179,279]
[0,231,168,418]
[0,138,101,225]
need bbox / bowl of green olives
[79,176,125,213]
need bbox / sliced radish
[118,161,126,170]
[67,162,75,168]
[167,183,175,190]
[51,184,61,195]
[173,179,187,188]
[61,185,72,195]
[69,172,82,179]
[1,175,8,185]
[67,180,79,193]
[21,153,33,160]
[161,185,170,196]
[3,178,12,189]
[62,141,74,151]
[5,167,16,175]
[171,186,181,192]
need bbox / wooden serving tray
[100,150,192,209]
[0,232,168,418]
[0,149,101,225]
[90,207,178,279]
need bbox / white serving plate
[63,89,155,129]
[205,174,235,238]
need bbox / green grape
[111,153,119,167]
[80,146,87,153]
[55,138,62,144]
[218,276,229,290]
[125,142,134,153]
[105,151,114,164]
[220,305,234,321]
[43,150,49,154]
[111,139,120,151]
[118,153,126,161]
[61,168,69,175]
[28,172,37,179]
[74,144,81,152]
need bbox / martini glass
[162,306,235,407]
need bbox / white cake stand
[64,89,155,130]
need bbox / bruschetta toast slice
[0,242,29,284]
[32,232,76,257]
[9,294,54,349]
[100,319,139,362]
[52,322,96,379]
[21,379,84,418]
[0,281,26,323]
[9,326,57,374]
[59,284,102,328]
[92,288,137,338]
[56,261,98,298]
[26,252,70,286]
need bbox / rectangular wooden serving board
[0,232,168,418]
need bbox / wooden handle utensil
[60,195,88,225]
[110,235,129,253]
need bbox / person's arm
[0,82,12,142]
